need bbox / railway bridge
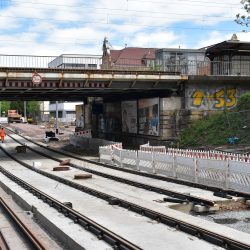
[0,67,185,101]
[0,54,250,145]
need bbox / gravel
[196,210,250,234]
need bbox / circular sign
[32,72,42,85]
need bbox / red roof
[110,47,156,65]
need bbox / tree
[10,101,24,115]
[9,101,40,117]
[27,101,40,117]
[0,101,10,116]
[237,92,250,110]
[236,0,250,27]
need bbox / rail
[0,231,10,250]
[0,148,249,249]
[5,132,214,206]
[0,197,46,250]
[1,54,250,75]
[4,126,250,198]
[0,166,141,250]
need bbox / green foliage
[27,101,40,116]
[0,101,10,116]
[9,101,40,117]
[236,92,250,110]
[235,0,250,27]
[179,92,250,147]
[10,101,24,115]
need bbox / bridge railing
[1,54,250,76]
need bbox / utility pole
[24,101,27,122]
[55,101,59,134]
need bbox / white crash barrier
[138,151,154,173]
[99,146,112,164]
[121,149,137,170]
[99,143,250,192]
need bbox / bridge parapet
[1,54,250,76]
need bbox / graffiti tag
[191,88,237,109]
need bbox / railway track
[0,231,9,250]
[5,126,250,200]
[6,132,216,206]
[0,196,46,250]
[0,166,141,250]
[1,134,250,249]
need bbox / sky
[0,0,249,55]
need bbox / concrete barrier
[70,135,118,152]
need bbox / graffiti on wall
[190,87,237,110]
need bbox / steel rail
[5,127,250,200]
[6,132,215,206]
[0,145,249,249]
[0,231,10,250]
[0,166,141,250]
[0,197,46,250]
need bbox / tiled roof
[110,47,156,65]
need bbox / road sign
[32,72,42,85]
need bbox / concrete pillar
[160,97,182,140]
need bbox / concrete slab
[0,173,110,250]
[0,188,61,250]
[0,144,227,250]
[10,134,231,205]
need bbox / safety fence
[139,142,167,153]
[167,148,250,162]
[74,129,92,138]
[99,144,250,192]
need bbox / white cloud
[0,0,247,55]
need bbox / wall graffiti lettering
[191,88,237,109]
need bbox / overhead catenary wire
[1,0,242,8]
[0,0,240,19]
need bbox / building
[206,34,250,75]
[48,54,102,69]
[102,37,156,70]
[40,101,50,122]
[101,37,208,74]
[49,101,83,123]
[47,55,101,124]
[155,48,207,74]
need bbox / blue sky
[0,0,248,55]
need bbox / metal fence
[1,54,250,75]
[99,144,250,193]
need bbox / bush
[237,92,250,111]
[179,92,250,147]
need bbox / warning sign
[32,72,42,85]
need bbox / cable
[128,0,240,7]
[0,14,242,33]
[0,0,239,19]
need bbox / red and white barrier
[74,129,92,138]
[167,148,250,162]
